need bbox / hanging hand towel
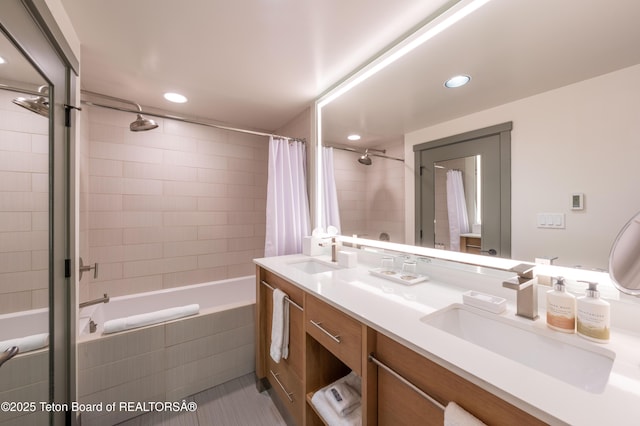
[444,401,486,426]
[270,288,290,362]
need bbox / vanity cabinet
[255,265,545,426]
[374,333,546,426]
[256,267,305,425]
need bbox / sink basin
[289,259,340,274]
[421,304,615,393]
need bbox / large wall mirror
[318,0,640,270]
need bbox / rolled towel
[0,333,49,354]
[270,288,289,362]
[103,304,199,334]
[324,381,360,417]
[444,401,486,426]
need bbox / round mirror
[609,211,640,295]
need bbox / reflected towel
[103,304,199,334]
[444,402,486,426]
[270,288,289,362]
[310,373,362,425]
[0,333,49,354]
[324,381,360,416]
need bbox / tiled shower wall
[334,139,405,243]
[80,106,268,301]
[0,90,49,314]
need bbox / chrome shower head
[12,86,49,117]
[130,113,158,132]
[358,150,372,165]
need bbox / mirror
[319,0,640,270]
[609,211,640,295]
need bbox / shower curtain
[264,137,311,257]
[446,169,470,251]
[321,146,341,233]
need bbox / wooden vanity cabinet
[256,266,545,426]
[256,267,305,425]
[375,333,546,426]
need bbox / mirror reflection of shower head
[12,85,49,117]
[358,150,372,165]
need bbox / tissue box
[337,251,357,268]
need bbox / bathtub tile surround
[81,105,268,301]
[0,350,48,425]
[77,304,255,425]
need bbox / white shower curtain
[264,137,311,257]
[446,169,470,251]
[321,147,341,233]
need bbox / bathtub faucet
[79,293,110,309]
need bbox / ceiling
[59,0,453,134]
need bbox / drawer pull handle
[309,320,341,343]
[270,370,294,402]
[368,353,445,411]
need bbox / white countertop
[254,252,640,426]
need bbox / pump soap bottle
[576,281,610,343]
[546,277,576,333]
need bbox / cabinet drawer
[305,294,362,374]
[268,358,304,425]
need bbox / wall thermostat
[571,193,584,210]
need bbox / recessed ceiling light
[0,56,6,64]
[164,92,187,103]
[347,134,361,141]
[444,75,471,88]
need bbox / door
[414,122,511,258]
[0,1,78,425]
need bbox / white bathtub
[76,275,257,425]
[78,275,255,339]
[0,308,48,342]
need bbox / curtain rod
[80,96,304,143]
[326,144,404,162]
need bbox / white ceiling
[58,0,640,142]
[60,0,451,133]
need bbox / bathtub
[77,275,256,426]
[0,308,50,425]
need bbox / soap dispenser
[546,277,576,333]
[576,281,610,343]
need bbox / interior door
[415,123,511,258]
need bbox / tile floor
[116,373,285,426]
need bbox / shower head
[130,113,158,132]
[12,86,49,117]
[358,150,372,165]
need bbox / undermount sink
[421,303,615,393]
[289,258,340,274]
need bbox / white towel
[0,333,49,354]
[324,381,360,416]
[310,373,362,426]
[444,402,486,426]
[270,288,289,362]
[103,304,199,334]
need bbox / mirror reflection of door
[434,156,481,253]
[415,122,511,258]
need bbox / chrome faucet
[79,293,110,309]
[502,264,538,320]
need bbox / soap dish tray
[369,268,429,286]
[462,290,507,314]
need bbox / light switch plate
[537,213,565,229]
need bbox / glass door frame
[0,1,79,424]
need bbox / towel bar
[260,280,303,311]
[368,353,445,411]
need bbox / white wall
[405,64,640,269]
